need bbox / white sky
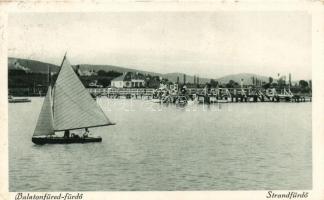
[8,12,311,80]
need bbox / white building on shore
[111,72,145,88]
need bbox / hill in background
[8,57,274,85]
[216,73,270,85]
[77,64,162,77]
[8,57,60,73]
[163,72,210,84]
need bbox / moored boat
[8,95,31,103]
[217,99,228,103]
[175,95,188,105]
[209,96,218,103]
[152,98,161,103]
[197,95,206,104]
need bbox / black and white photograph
[1,1,324,200]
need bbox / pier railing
[88,88,155,96]
[88,87,311,102]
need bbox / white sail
[33,86,55,136]
[52,57,114,131]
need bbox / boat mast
[48,65,51,87]
[52,52,67,117]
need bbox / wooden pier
[195,87,311,103]
[88,88,155,99]
[88,87,311,103]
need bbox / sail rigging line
[60,52,67,68]
[33,86,55,136]
[54,123,115,132]
[52,84,56,117]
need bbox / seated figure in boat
[83,128,89,138]
[71,132,80,138]
[64,130,70,138]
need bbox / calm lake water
[9,97,312,191]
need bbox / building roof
[112,73,128,81]
[112,72,145,82]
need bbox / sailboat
[32,55,115,145]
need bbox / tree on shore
[299,80,309,88]
[269,77,273,84]
[225,80,239,88]
[210,79,219,87]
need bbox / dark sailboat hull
[32,137,102,145]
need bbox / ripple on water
[9,98,312,191]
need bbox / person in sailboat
[64,130,70,138]
[71,132,80,138]
[83,128,89,138]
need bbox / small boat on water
[8,95,31,103]
[197,94,229,104]
[217,99,229,103]
[32,55,115,145]
[197,95,206,104]
[152,98,161,103]
[209,96,218,103]
[175,95,188,105]
[187,100,196,106]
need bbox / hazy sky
[8,12,311,80]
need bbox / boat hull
[32,137,102,145]
[9,99,31,103]
[152,99,161,103]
